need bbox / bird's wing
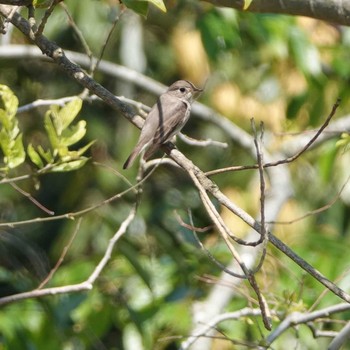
[126,95,190,164]
[152,96,190,145]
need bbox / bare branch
[201,0,350,26]
[9,182,55,215]
[271,175,350,225]
[91,6,125,76]
[180,307,273,350]
[186,210,248,279]
[328,321,350,350]
[266,303,350,346]
[165,147,350,304]
[60,2,93,65]
[0,206,135,306]
[0,0,31,5]
[178,133,228,149]
[0,6,143,128]
[2,1,349,316]
[17,95,78,113]
[37,218,82,289]
[206,99,341,177]
[186,161,272,329]
[0,162,153,228]
[37,0,63,36]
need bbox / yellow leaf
[148,0,166,12]
[243,0,253,10]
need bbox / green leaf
[76,140,95,157]
[0,84,18,121]
[122,0,149,17]
[197,9,239,61]
[32,0,52,8]
[60,120,87,148]
[50,157,89,172]
[336,133,350,152]
[60,140,95,162]
[0,129,25,169]
[58,98,83,131]
[37,145,54,164]
[28,144,44,168]
[4,134,25,169]
[44,112,60,150]
[148,0,166,12]
[0,109,11,131]
[0,128,10,153]
[48,105,61,135]
[243,0,253,10]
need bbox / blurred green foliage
[1,1,350,349]
[0,85,25,171]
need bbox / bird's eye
[179,87,186,93]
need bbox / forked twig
[206,99,341,177]
[0,206,136,306]
[270,175,350,225]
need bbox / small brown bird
[123,80,202,169]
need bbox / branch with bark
[202,0,350,26]
[1,0,349,311]
[1,3,350,349]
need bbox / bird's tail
[123,145,143,169]
[123,143,160,169]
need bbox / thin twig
[266,303,350,346]
[189,168,272,329]
[37,217,82,289]
[2,5,349,306]
[86,205,136,285]
[205,99,341,177]
[92,7,125,75]
[180,308,272,350]
[0,162,154,228]
[37,0,63,36]
[0,206,135,306]
[17,95,77,113]
[60,2,92,68]
[167,146,350,304]
[189,169,248,279]
[9,181,55,215]
[247,119,268,272]
[174,210,212,233]
[270,175,350,225]
[187,209,246,279]
[178,133,228,149]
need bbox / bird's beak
[193,85,204,98]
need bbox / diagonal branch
[1,3,349,306]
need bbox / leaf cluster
[0,85,25,171]
[28,98,94,172]
[0,85,94,177]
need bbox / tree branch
[202,0,350,26]
[2,1,350,332]
[0,0,31,5]
[266,303,350,346]
[0,205,136,306]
